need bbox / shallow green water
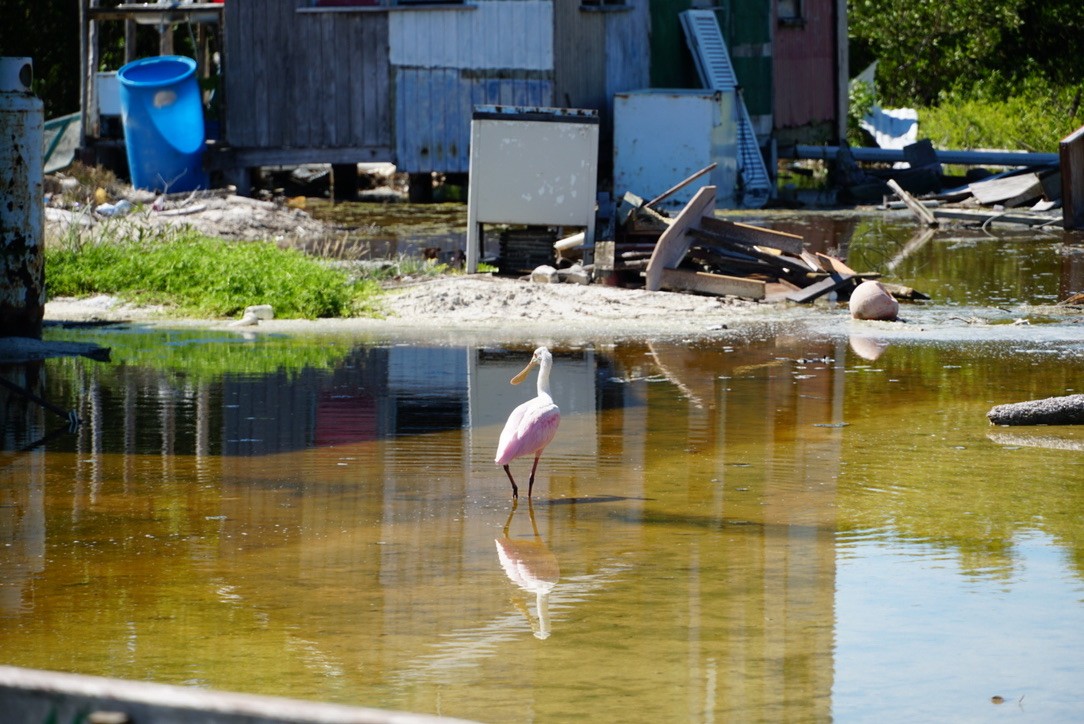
[3,215,1084,721]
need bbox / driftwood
[987,394,1084,426]
[613,178,922,302]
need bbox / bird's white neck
[536,353,553,399]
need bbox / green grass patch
[46,227,382,319]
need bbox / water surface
[3,216,1084,721]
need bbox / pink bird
[495,347,560,499]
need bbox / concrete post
[0,57,45,339]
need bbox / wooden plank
[659,269,766,301]
[697,216,805,255]
[932,208,1062,227]
[1061,124,1084,230]
[785,272,854,303]
[687,229,814,285]
[887,178,938,227]
[687,247,784,275]
[644,163,717,209]
[969,172,1044,207]
[645,186,716,292]
[815,252,858,276]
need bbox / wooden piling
[1060,124,1084,231]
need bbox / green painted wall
[649,1,773,118]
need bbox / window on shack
[581,0,628,8]
[777,0,804,27]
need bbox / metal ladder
[680,9,772,208]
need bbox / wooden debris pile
[597,183,926,304]
[885,164,1065,229]
[838,134,1084,230]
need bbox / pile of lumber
[601,184,924,304]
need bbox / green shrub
[918,77,1082,152]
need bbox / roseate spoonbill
[495,347,560,499]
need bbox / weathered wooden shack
[79,1,847,199]
[215,0,649,195]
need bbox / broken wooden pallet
[645,185,718,292]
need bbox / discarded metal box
[613,89,739,209]
[465,105,599,273]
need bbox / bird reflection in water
[494,500,560,639]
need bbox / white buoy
[849,280,899,321]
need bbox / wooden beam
[785,272,854,303]
[87,4,223,24]
[687,229,814,285]
[697,216,805,255]
[644,163,717,209]
[815,252,858,276]
[645,185,716,292]
[932,208,1061,227]
[1061,124,1084,230]
[887,178,938,227]
[659,268,766,300]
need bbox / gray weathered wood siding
[223,2,392,163]
[390,1,554,173]
[394,68,552,173]
[554,5,650,119]
[554,3,650,180]
[217,0,652,178]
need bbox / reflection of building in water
[596,338,845,720]
[467,346,600,504]
[0,365,48,616]
[223,346,470,457]
[4,338,843,719]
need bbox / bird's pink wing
[495,399,560,465]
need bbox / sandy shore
[44,274,799,342]
[43,270,1084,348]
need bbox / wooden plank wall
[219,0,653,175]
[554,2,650,181]
[390,1,554,173]
[395,68,552,173]
[772,0,839,144]
[223,1,392,160]
[553,5,606,112]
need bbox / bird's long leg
[527,453,542,499]
[503,465,519,499]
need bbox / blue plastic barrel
[117,56,208,193]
